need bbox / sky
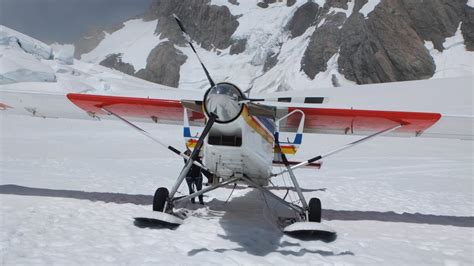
[0,0,152,44]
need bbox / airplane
[1,16,473,235]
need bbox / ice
[52,44,75,65]
[0,25,53,60]
[0,46,56,84]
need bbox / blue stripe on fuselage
[255,116,275,134]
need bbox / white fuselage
[203,109,275,186]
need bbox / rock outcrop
[145,0,238,50]
[462,5,474,51]
[135,41,187,87]
[300,0,468,84]
[99,54,136,76]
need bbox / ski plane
[1,16,473,235]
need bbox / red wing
[277,106,445,138]
[67,93,205,126]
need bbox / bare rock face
[135,41,187,87]
[230,38,247,55]
[324,0,350,9]
[462,5,474,51]
[300,0,471,84]
[286,1,320,38]
[338,13,394,84]
[301,12,346,79]
[74,29,105,59]
[99,54,136,76]
[286,0,296,7]
[257,2,269,8]
[337,0,436,84]
[401,0,466,51]
[148,0,239,50]
[368,0,435,81]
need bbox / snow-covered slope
[81,19,161,72]
[0,25,179,97]
[426,25,474,79]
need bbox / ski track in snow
[1,115,473,265]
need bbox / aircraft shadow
[194,189,343,257]
[0,184,472,229]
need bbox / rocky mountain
[74,0,474,93]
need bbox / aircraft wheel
[153,187,169,212]
[308,198,322,222]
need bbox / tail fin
[274,109,305,156]
[183,108,200,149]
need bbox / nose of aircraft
[204,83,244,124]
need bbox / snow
[81,19,161,72]
[0,26,57,84]
[468,0,474,8]
[0,45,56,84]
[52,44,75,65]
[425,25,474,79]
[0,114,472,265]
[0,25,53,60]
[359,0,381,17]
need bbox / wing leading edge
[66,93,205,126]
[276,106,472,140]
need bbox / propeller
[173,14,215,87]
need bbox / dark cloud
[0,0,152,43]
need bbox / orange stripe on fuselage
[274,145,298,155]
[241,106,274,144]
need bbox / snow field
[1,114,472,265]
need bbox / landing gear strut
[272,137,335,235]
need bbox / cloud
[0,0,151,43]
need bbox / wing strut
[101,107,209,172]
[272,124,404,177]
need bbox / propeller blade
[173,14,215,87]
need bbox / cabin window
[208,135,242,147]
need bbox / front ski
[283,222,336,236]
[134,211,184,227]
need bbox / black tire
[308,198,322,222]
[153,187,169,212]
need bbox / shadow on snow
[0,184,472,230]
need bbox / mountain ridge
[74,0,474,92]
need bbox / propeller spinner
[203,82,244,124]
